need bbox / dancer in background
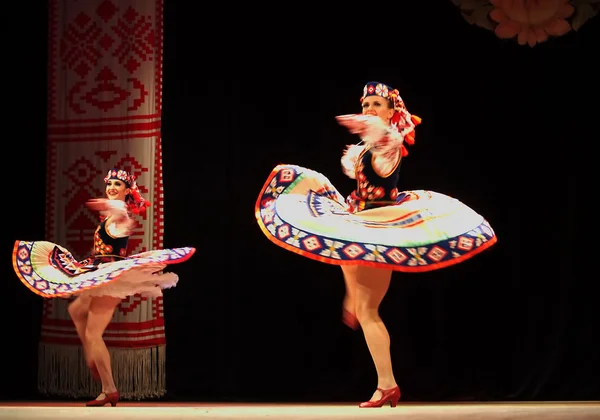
[13,168,195,407]
[255,81,497,407]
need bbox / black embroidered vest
[346,147,402,212]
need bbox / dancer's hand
[86,198,111,212]
[336,114,386,137]
[87,199,128,221]
[336,114,368,135]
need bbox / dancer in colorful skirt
[12,168,196,407]
[255,81,497,408]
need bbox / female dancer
[13,168,195,407]
[255,81,497,408]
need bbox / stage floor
[0,401,599,420]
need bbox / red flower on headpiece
[126,175,151,217]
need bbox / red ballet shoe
[86,391,119,407]
[359,386,401,408]
[342,309,359,330]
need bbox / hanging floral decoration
[451,0,600,47]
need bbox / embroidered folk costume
[13,168,195,299]
[255,82,497,272]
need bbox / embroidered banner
[40,0,166,399]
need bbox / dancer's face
[361,96,394,124]
[105,179,130,201]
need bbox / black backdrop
[3,0,598,403]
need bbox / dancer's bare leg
[353,265,396,401]
[85,296,121,396]
[67,296,93,365]
[341,265,359,328]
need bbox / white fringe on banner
[37,343,166,400]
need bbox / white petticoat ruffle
[76,263,179,299]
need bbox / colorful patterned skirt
[12,241,196,299]
[255,164,497,272]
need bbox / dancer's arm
[87,199,134,237]
[337,114,403,178]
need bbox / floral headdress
[360,81,422,157]
[104,168,151,216]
